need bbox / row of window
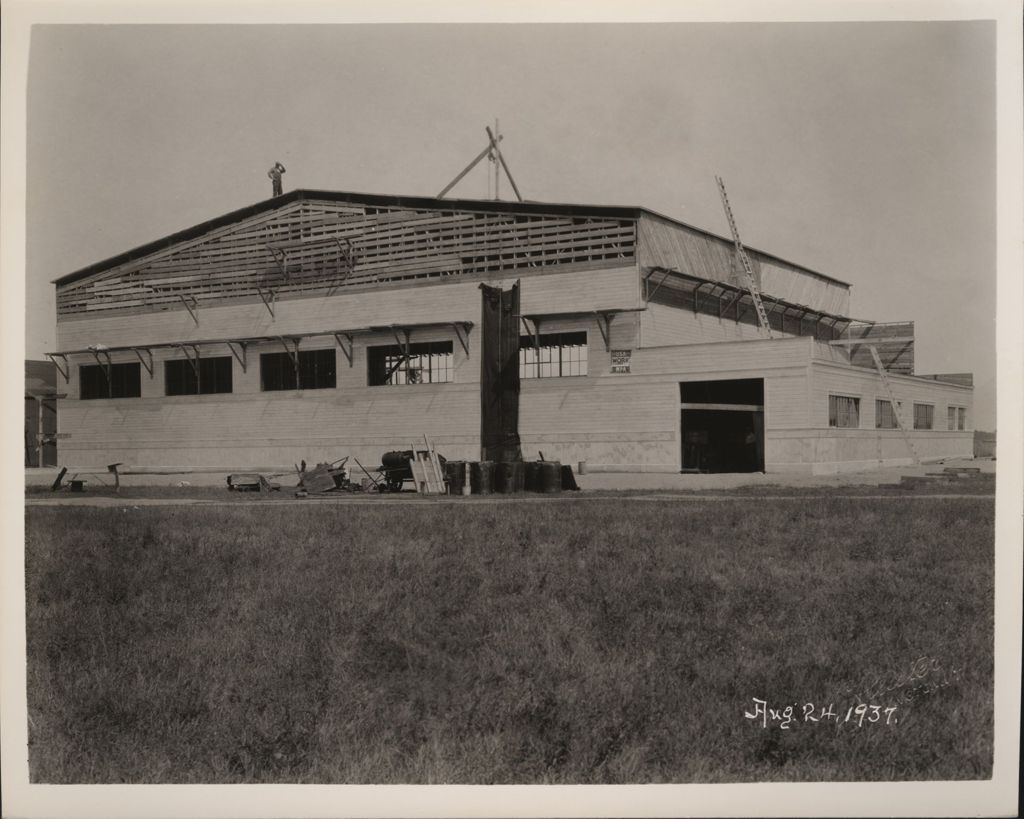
[77,333,591,399]
[829,395,968,431]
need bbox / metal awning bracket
[391,327,411,356]
[277,336,301,365]
[720,289,744,319]
[520,316,542,351]
[451,322,471,356]
[266,245,289,278]
[595,311,615,352]
[176,344,201,377]
[643,267,674,303]
[257,287,276,318]
[333,333,354,367]
[131,347,154,377]
[46,353,70,384]
[180,295,199,326]
[227,341,248,373]
[693,282,712,315]
[89,348,113,382]
[277,335,301,383]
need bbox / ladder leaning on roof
[869,345,919,464]
[715,175,774,339]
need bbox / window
[260,349,336,391]
[828,395,860,428]
[949,406,967,431]
[913,403,934,430]
[519,332,588,378]
[367,341,453,386]
[876,399,899,429]
[165,356,233,396]
[80,362,141,400]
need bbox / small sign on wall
[610,349,632,374]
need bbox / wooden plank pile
[899,466,984,490]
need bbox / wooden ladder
[409,436,447,494]
[869,344,919,463]
[715,176,774,338]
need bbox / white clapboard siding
[58,383,482,468]
[808,360,974,430]
[632,335,815,377]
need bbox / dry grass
[25,497,993,783]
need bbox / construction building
[47,184,974,475]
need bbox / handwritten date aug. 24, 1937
[744,699,898,730]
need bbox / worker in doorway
[268,162,286,197]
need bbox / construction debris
[227,473,281,492]
[898,466,987,490]
[294,457,350,496]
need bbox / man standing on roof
[268,162,286,197]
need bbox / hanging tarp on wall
[480,282,523,462]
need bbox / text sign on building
[610,349,632,374]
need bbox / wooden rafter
[485,125,523,203]
[437,125,523,202]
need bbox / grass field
[24,497,994,783]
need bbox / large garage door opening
[680,378,764,473]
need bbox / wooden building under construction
[48,189,974,475]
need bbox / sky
[23,21,997,426]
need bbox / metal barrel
[445,460,466,494]
[495,461,525,493]
[509,461,526,493]
[524,461,542,492]
[539,461,563,493]
[470,461,493,495]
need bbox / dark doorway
[680,378,764,473]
